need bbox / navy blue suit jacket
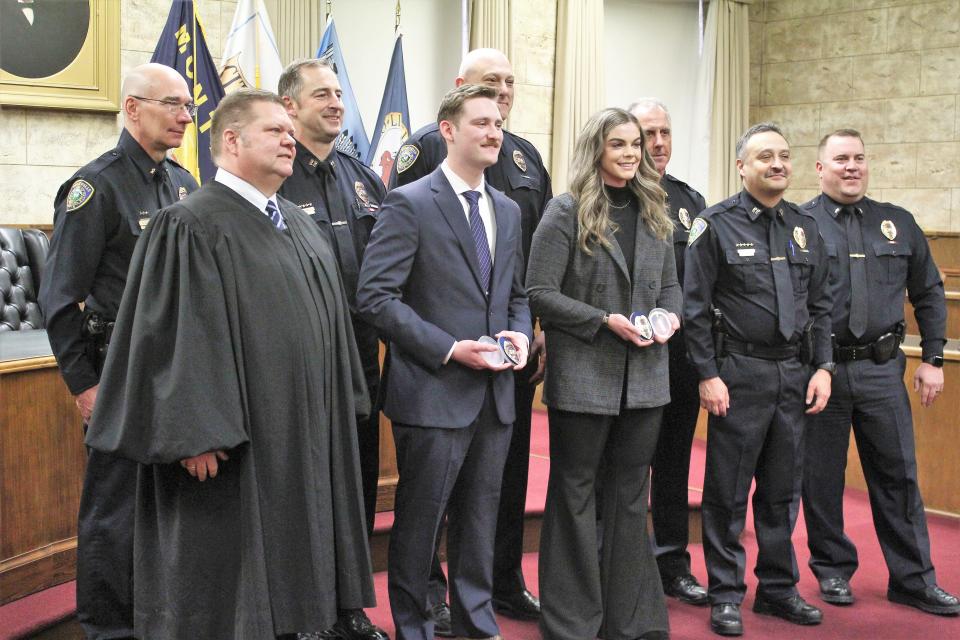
[357,166,532,428]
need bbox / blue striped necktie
[462,190,491,292]
[265,199,286,231]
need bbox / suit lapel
[431,170,487,293]
[491,189,512,290]
[602,227,631,282]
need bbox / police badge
[397,145,419,174]
[881,220,897,240]
[513,150,527,172]
[65,179,95,212]
[793,226,807,249]
[629,313,654,341]
[678,208,691,229]
[354,181,370,206]
[178,186,188,200]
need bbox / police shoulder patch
[65,179,95,212]
[396,144,420,174]
[687,217,708,245]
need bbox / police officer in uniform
[278,58,389,640]
[683,123,834,636]
[800,129,960,616]
[629,98,709,606]
[389,47,551,633]
[38,63,198,640]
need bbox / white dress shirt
[215,168,279,220]
[440,160,496,259]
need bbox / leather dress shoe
[818,576,854,605]
[318,609,388,640]
[431,601,454,637]
[888,584,960,615]
[752,594,822,625]
[710,603,743,636]
[493,588,541,619]
[663,574,709,606]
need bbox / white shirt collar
[440,160,487,198]
[215,167,277,214]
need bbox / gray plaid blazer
[526,193,681,415]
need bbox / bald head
[121,63,194,162]
[455,48,514,119]
[122,63,189,102]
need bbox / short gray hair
[627,98,671,124]
[736,122,786,160]
[278,58,336,102]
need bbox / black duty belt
[835,325,903,364]
[835,343,875,362]
[724,337,800,361]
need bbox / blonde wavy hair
[568,108,671,254]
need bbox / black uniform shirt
[389,123,552,268]
[662,173,707,289]
[279,142,385,308]
[683,189,833,380]
[804,193,946,359]
[39,129,198,395]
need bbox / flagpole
[395,0,401,33]
[254,8,262,89]
[191,1,200,178]
[325,0,332,23]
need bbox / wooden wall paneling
[0,359,85,604]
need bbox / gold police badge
[65,179,94,212]
[513,150,527,172]
[678,207,691,229]
[881,220,897,240]
[793,226,807,250]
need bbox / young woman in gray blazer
[527,108,681,640]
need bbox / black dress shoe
[818,576,854,605]
[318,609,388,640]
[663,574,709,606]
[431,601,454,638]
[752,594,822,625]
[492,588,541,620]
[888,584,960,616]
[710,603,743,636]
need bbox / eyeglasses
[130,95,200,118]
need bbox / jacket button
[648,282,656,289]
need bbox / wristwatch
[818,361,837,375]
[602,313,610,326]
[923,355,944,368]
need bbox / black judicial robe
[86,181,375,639]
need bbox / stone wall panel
[0,108,28,165]
[886,1,960,53]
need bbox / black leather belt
[724,337,799,361]
[835,343,874,362]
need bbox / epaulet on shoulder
[335,148,368,169]
[872,199,911,216]
[81,147,124,179]
[710,197,739,215]
[789,201,815,219]
[505,130,539,155]
[165,154,189,172]
[802,197,819,210]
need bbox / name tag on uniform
[332,220,348,227]
[738,248,755,257]
[299,204,316,215]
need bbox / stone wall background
[750,0,960,231]
[0,0,237,226]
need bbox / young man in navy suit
[357,84,533,640]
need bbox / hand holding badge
[629,307,680,344]
[477,332,529,370]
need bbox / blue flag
[151,0,225,183]
[366,35,411,186]
[317,18,369,161]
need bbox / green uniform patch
[687,217,708,245]
[396,144,419,174]
[65,179,94,212]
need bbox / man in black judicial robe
[85,90,375,639]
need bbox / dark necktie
[154,167,176,207]
[462,190,492,292]
[265,200,286,231]
[767,208,796,341]
[844,205,868,338]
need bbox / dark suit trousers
[539,406,668,640]
[389,393,512,640]
[650,336,701,579]
[801,352,935,591]
[702,353,806,604]
[427,364,537,602]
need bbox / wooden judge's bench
[4,233,960,608]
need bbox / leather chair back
[0,227,44,331]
